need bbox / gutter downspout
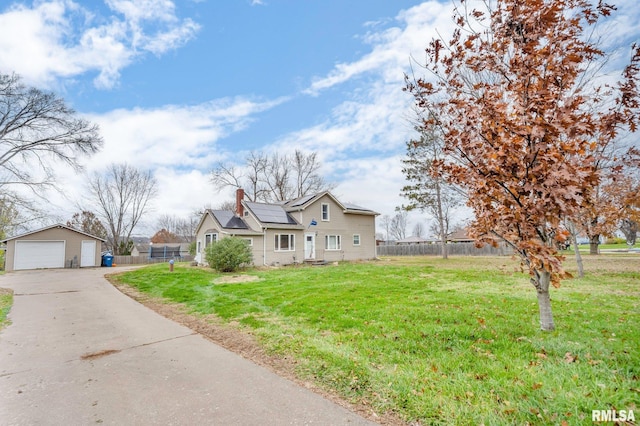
[263,226,267,266]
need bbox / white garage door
[14,241,65,271]
[81,240,97,267]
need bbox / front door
[304,233,315,260]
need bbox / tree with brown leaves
[406,0,639,330]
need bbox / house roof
[285,194,316,208]
[245,201,300,225]
[1,223,107,243]
[195,190,376,236]
[211,210,249,229]
[396,236,430,244]
[284,191,378,216]
[343,202,378,215]
[447,228,474,242]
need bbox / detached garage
[1,224,105,272]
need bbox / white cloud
[85,96,286,173]
[0,0,200,89]
[268,1,456,211]
[304,1,451,96]
[31,95,284,230]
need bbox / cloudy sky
[1,0,638,237]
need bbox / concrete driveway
[0,268,376,425]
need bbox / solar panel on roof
[286,194,316,208]
[246,202,298,224]
[344,203,370,211]
[212,210,249,229]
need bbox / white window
[242,238,253,246]
[353,234,361,246]
[197,241,202,254]
[325,235,341,250]
[321,203,330,221]
[275,234,295,251]
[205,233,218,248]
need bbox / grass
[0,288,12,330]
[112,256,640,425]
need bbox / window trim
[242,238,253,246]
[353,234,361,246]
[205,232,218,248]
[325,234,342,251]
[321,203,330,221]
[274,234,295,251]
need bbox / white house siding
[289,194,377,263]
[194,214,220,264]
[195,212,265,267]
[263,228,304,266]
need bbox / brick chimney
[235,188,245,216]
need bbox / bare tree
[293,150,327,198]
[264,152,292,202]
[0,190,48,238]
[389,211,408,241]
[0,195,21,240]
[87,164,157,254]
[378,215,392,243]
[412,222,425,238]
[0,72,102,190]
[156,213,199,243]
[211,149,333,202]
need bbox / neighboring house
[446,228,475,243]
[395,236,431,245]
[131,243,191,258]
[194,189,378,266]
[1,224,106,272]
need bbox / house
[1,224,106,272]
[394,236,431,245]
[194,189,378,266]
[446,227,474,243]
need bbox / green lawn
[112,256,639,425]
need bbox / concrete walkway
[0,268,376,425]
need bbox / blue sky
[1,0,639,236]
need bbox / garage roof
[1,223,107,243]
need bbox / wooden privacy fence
[377,242,513,257]
[112,255,195,265]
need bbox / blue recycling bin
[102,254,114,267]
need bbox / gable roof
[1,223,106,243]
[284,191,378,216]
[210,210,249,229]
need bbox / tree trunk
[589,234,600,255]
[534,271,555,331]
[435,179,448,259]
[566,220,584,278]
